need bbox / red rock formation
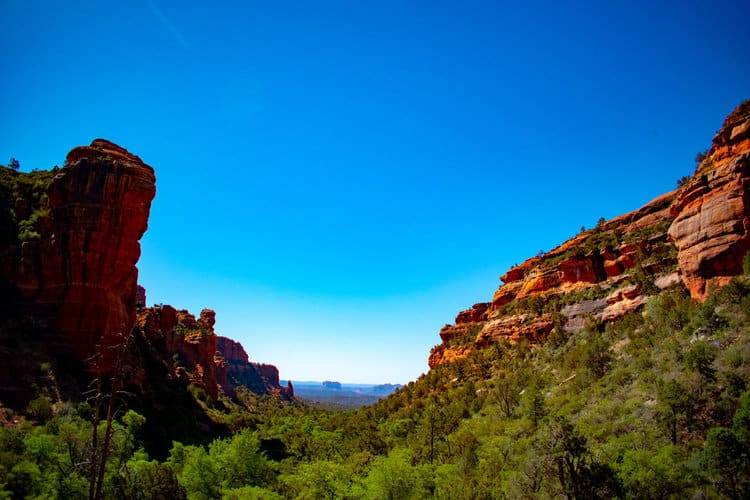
[669,101,750,300]
[136,285,147,308]
[133,305,289,400]
[134,306,219,398]
[430,101,750,368]
[455,303,491,324]
[215,336,287,397]
[476,314,554,346]
[16,139,156,364]
[428,344,473,369]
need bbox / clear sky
[1,1,749,384]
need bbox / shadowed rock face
[134,305,291,400]
[429,100,750,368]
[15,139,156,364]
[216,336,293,398]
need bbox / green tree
[212,429,274,489]
[364,448,430,500]
[617,446,694,499]
[581,335,612,380]
[541,417,621,499]
[492,375,521,418]
[281,460,352,499]
[522,383,546,428]
[176,445,221,500]
[732,391,750,447]
[7,158,19,170]
[684,340,717,381]
[658,378,691,445]
[119,457,186,499]
[702,427,750,498]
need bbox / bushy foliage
[2,278,750,498]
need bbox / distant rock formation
[430,100,750,368]
[216,336,293,398]
[372,383,402,394]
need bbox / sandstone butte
[0,139,289,405]
[430,100,750,368]
[16,139,156,365]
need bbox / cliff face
[669,102,750,300]
[15,139,156,362]
[216,336,293,398]
[1,139,291,412]
[133,305,290,400]
[135,306,220,398]
[430,100,750,368]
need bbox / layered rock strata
[669,101,750,299]
[134,305,290,400]
[15,139,156,362]
[430,100,750,368]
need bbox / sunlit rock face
[669,101,750,300]
[430,100,750,368]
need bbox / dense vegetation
[2,275,750,498]
[0,164,55,245]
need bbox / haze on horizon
[2,1,749,384]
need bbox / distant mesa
[322,380,342,390]
[372,383,402,394]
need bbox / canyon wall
[430,100,750,368]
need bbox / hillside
[430,98,750,369]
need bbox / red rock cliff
[669,101,750,299]
[134,305,290,400]
[15,139,156,364]
[216,336,293,398]
[430,99,750,368]
[135,306,220,399]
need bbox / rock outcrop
[215,336,293,398]
[15,139,156,363]
[669,101,750,300]
[0,140,291,412]
[133,304,290,400]
[430,100,750,368]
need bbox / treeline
[2,278,750,498]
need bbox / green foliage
[702,427,749,498]
[617,446,694,498]
[169,429,275,498]
[684,340,717,381]
[26,396,53,423]
[0,165,53,245]
[363,448,432,499]
[2,276,750,498]
[695,149,709,166]
[676,174,691,187]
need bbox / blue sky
[2,1,749,383]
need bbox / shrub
[26,396,53,423]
